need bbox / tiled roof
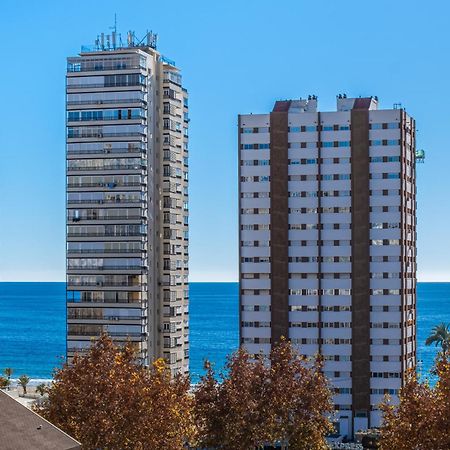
[0,390,81,450]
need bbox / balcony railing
[68,314,144,320]
[67,98,146,106]
[67,248,145,254]
[67,198,144,204]
[67,231,146,237]
[68,215,144,222]
[67,147,145,155]
[67,82,146,89]
[67,182,145,188]
[68,330,145,337]
[68,300,146,306]
[67,164,146,171]
[68,265,147,271]
[67,281,146,287]
[67,116,146,122]
[67,62,143,73]
[67,131,146,139]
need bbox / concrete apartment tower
[66,30,189,375]
[238,96,416,437]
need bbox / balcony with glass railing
[67,146,146,156]
[67,180,144,188]
[67,98,147,107]
[67,130,147,140]
[67,161,146,172]
[67,214,144,223]
[67,276,146,288]
[67,55,145,73]
[67,197,145,205]
[67,248,145,254]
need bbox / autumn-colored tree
[0,376,10,389]
[194,349,267,449]
[194,339,333,450]
[264,339,334,449]
[34,334,194,450]
[380,353,450,450]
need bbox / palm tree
[425,323,450,353]
[36,383,47,397]
[18,375,30,395]
[3,368,13,390]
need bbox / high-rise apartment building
[238,96,416,436]
[66,30,189,375]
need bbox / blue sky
[0,0,449,282]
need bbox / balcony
[67,215,144,222]
[67,181,145,188]
[68,313,144,321]
[67,164,146,172]
[67,198,144,205]
[67,231,146,237]
[68,265,147,271]
[67,147,145,156]
[67,131,146,139]
[68,330,145,337]
[67,115,146,123]
[67,82,146,90]
[67,98,146,107]
[67,280,146,287]
[67,248,145,254]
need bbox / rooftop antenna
[110,14,117,49]
[127,31,135,47]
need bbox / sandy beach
[2,381,51,408]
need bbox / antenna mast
[110,14,118,49]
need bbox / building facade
[238,96,416,436]
[66,31,189,375]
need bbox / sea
[0,282,448,383]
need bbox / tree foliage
[33,335,193,450]
[380,352,450,450]
[194,338,333,450]
[0,376,10,389]
[425,323,450,353]
[35,383,47,397]
[18,375,30,394]
[3,367,13,379]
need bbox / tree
[264,339,334,449]
[33,334,193,450]
[194,339,333,450]
[380,353,450,450]
[4,367,13,380]
[194,350,267,450]
[18,375,30,395]
[3,368,13,390]
[425,323,450,353]
[36,383,47,396]
[0,376,10,390]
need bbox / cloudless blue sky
[0,0,449,281]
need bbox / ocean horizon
[0,282,448,382]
